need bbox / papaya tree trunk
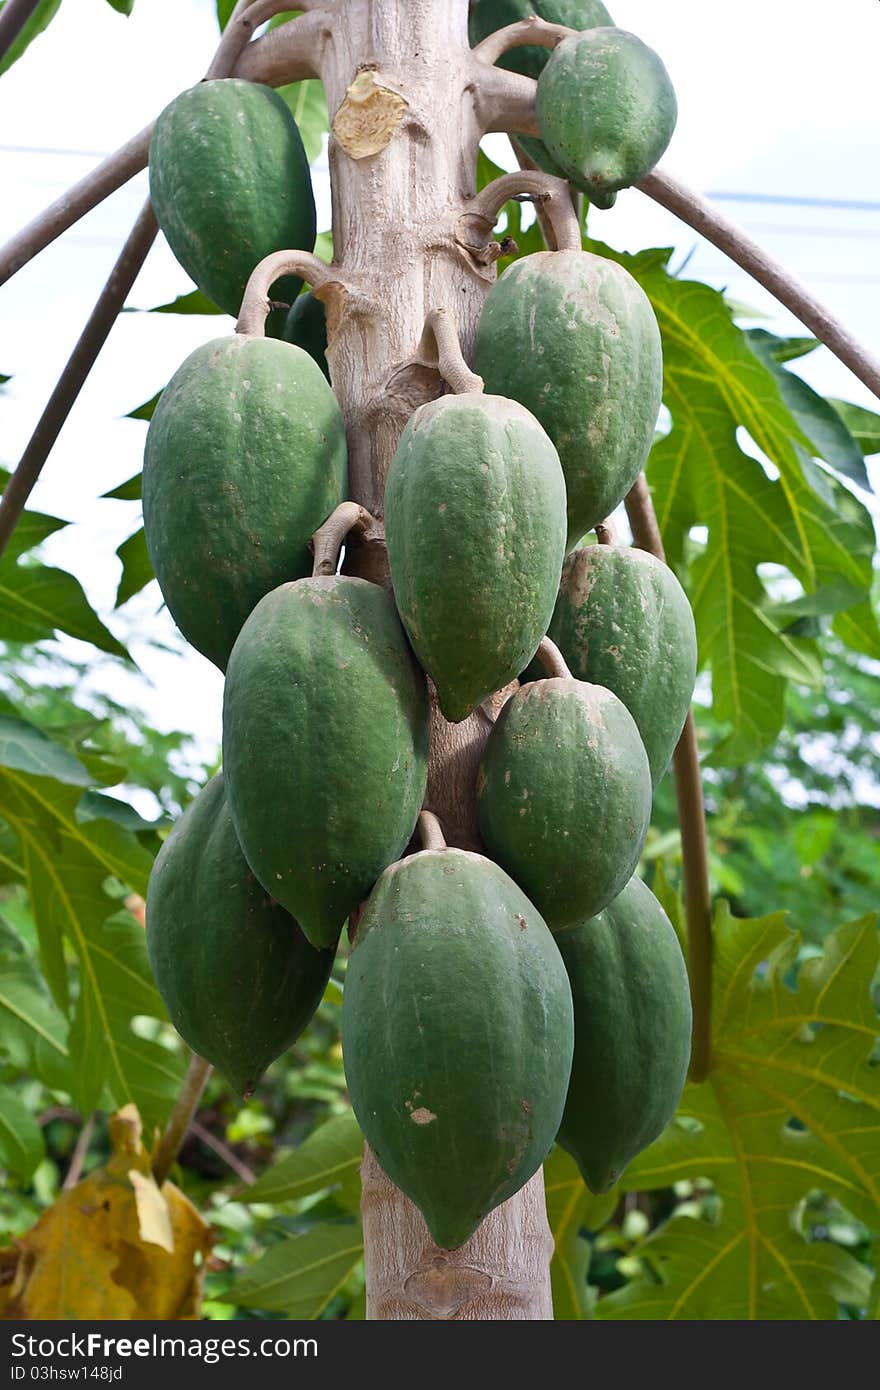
[314,0,555,1319]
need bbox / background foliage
[0,1,877,1321]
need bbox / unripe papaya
[536,28,677,205]
[541,545,697,783]
[468,1,614,179]
[385,393,567,722]
[556,875,692,1192]
[142,334,347,671]
[222,576,430,949]
[282,291,330,380]
[149,79,316,317]
[342,847,574,1249]
[474,250,662,549]
[146,773,334,1098]
[477,674,652,927]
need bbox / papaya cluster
[143,9,693,1250]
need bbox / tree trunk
[316,0,555,1319]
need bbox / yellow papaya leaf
[2,1104,211,1320]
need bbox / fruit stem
[151,1053,213,1185]
[419,308,485,395]
[418,810,448,852]
[236,250,349,337]
[464,170,581,253]
[311,501,377,577]
[625,471,712,1083]
[206,0,301,80]
[471,17,572,68]
[535,636,572,681]
[595,517,618,546]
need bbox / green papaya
[149,79,316,317]
[146,773,334,1098]
[282,292,330,380]
[385,393,567,722]
[474,250,662,549]
[468,1,614,178]
[535,28,677,204]
[541,545,697,783]
[223,576,430,949]
[343,847,574,1249]
[556,875,692,1192]
[477,674,652,927]
[142,335,347,671]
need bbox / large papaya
[541,545,697,783]
[142,334,347,671]
[282,292,330,380]
[342,846,574,1249]
[468,1,614,179]
[222,576,430,949]
[556,875,692,1192]
[535,28,677,207]
[385,393,566,722]
[477,670,652,927]
[473,250,662,549]
[146,773,334,1098]
[149,79,316,317]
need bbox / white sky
[0,0,878,778]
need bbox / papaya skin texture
[531,545,697,784]
[146,773,334,1098]
[342,849,574,1250]
[149,79,316,318]
[477,676,652,928]
[474,250,662,550]
[142,334,347,672]
[536,28,677,201]
[385,393,567,722]
[222,576,430,949]
[556,875,692,1193]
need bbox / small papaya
[342,845,574,1249]
[146,773,334,1098]
[385,393,567,722]
[282,291,330,379]
[541,545,697,783]
[473,250,662,549]
[477,668,652,928]
[222,576,430,949]
[149,79,316,317]
[142,334,347,671]
[556,875,692,1192]
[536,28,677,205]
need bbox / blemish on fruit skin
[410,1107,437,1125]
[515,914,528,931]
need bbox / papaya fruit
[146,773,334,1098]
[540,545,697,783]
[282,291,330,380]
[385,393,567,722]
[556,875,692,1192]
[342,846,574,1249]
[149,79,316,317]
[477,673,652,928]
[468,1,614,179]
[535,28,677,205]
[142,334,347,672]
[474,250,662,549]
[222,576,430,949]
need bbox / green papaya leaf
[216,0,237,30]
[0,553,129,658]
[600,909,879,1320]
[0,1086,44,1182]
[115,528,153,608]
[228,1221,364,1318]
[0,0,62,78]
[125,391,161,422]
[102,473,141,501]
[129,289,224,317]
[832,597,880,660]
[545,1145,616,1320]
[828,398,880,456]
[0,953,71,1094]
[104,0,134,13]
[241,1109,362,1210]
[277,78,329,165]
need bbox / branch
[473,63,539,137]
[236,250,348,336]
[0,199,159,561]
[61,1113,95,1191]
[206,0,325,81]
[625,472,712,1082]
[0,4,330,287]
[595,517,618,545]
[462,170,580,253]
[534,637,571,680]
[0,0,42,62]
[638,167,880,401]
[189,1118,256,1187]
[418,308,484,395]
[470,17,571,66]
[151,1053,213,1186]
[232,4,333,88]
[311,501,377,577]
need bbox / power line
[705,190,880,212]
